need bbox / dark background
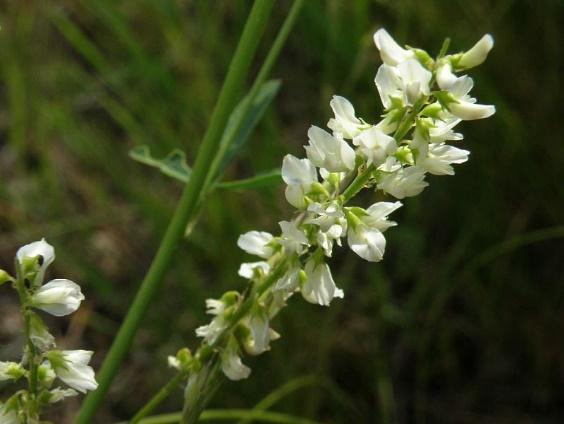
[1,0,563,422]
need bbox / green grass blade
[218,79,281,172]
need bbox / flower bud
[457,34,494,69]
[0,269,12,286]
[16,239,55,286]
[0,362,25,381]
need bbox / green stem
[76,1,275,422]
[203,0,305,192]
[14,262,39,421]
[129,373,185,424]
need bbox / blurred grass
[1,0,563,423]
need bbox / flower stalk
[160,28,496,423]
[1,239,97,422]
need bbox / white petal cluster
[187,28,495,385]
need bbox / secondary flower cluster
[169,29,495,384]
[0,240,97,423]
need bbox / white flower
[0,362,24,381]
[436,63,495,120]
[305,126,356,172]
[375,59,432,108]
[242,309,272,355]
[31,279,84,317]
[237,231,274,259]
[195,293,240,344]
[448,100,496,121]
[353,126,397,166]
[195,318,225,344]
[279,220,309,255]
[428,116,463,143]
[457,34,494,69]
[38,361,56,386]
[168,356,181,370]
[373,28,414,66]
[195,299,228,344]
[204,298,225,316]
[281,155,318,208]
[0,401,17,424]
[347,202,402,262]
[327,95,369,138]
[377,161,428,199]
[48,350,98,393]
[221,338,251,381]
[274,266,301,292]
[307,202,347,257]
[16,239,55,284]
[419,143,469,175]
[238,261,270,279]
[301,259,343,306]
[47,388,78,403]
[29,313,55,351]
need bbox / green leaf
[218,79,281,172]
[216,169,282,190]
[129,145,192,183]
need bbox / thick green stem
[76,2,275,422]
